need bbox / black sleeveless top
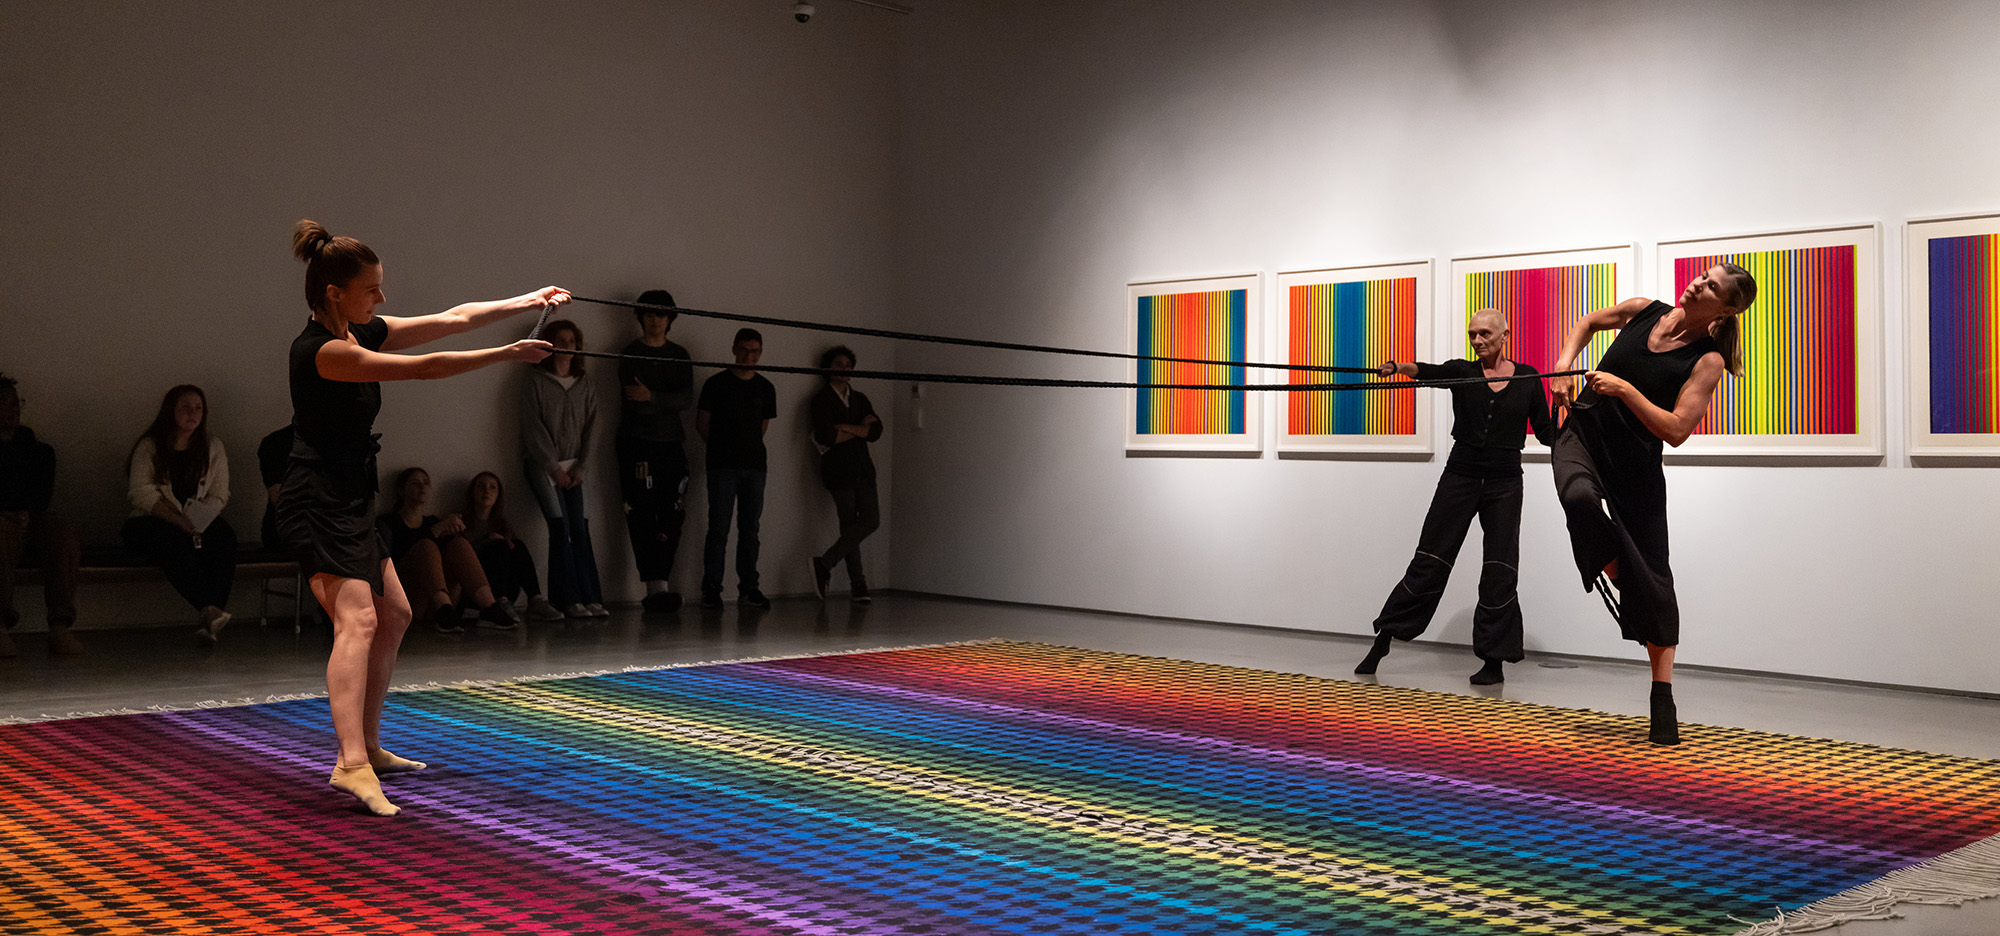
[288,317,388,473]
[1575,301,1718,457]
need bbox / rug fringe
[0,638,1010,724]
[1732,833,2000,934]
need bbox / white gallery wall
[887,0,2000,693]
[0,1,901,623]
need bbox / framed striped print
[1451,244,1639,453]
[1657,225,1882,457]
[1907,213,2000,457]
[1274,261,1432,454]
[1126,274,1262,454]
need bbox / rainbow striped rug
[3,641,1998,935]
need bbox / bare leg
[363,560,414,753]
[363,560,423,773]
[1645,642,1675,683]
[312,572,399,815]
[399,540,450,616]
[441,536,496,609]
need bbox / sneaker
[850,582,871,604]
[525,595,566,622]
[195,609,231,647]
[809,557,831,600]
[432,605,464,634]
[739,589,771,609]
[699,589,725,609]
[461,604,481,621]
[478,602,521,631]
[641,592,683,614]
[565,603,593,619]
[584,602,611,618]
[47,627,85,657]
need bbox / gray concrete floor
[2,593,1995,934]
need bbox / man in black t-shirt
[0,373,83,657]
[696,328,778,609]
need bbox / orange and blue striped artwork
[1136,289,1247,435]
[1674,248,1856,435]
[1927,233,2000,434]
[1287,278,1416,435]
[1463,264,1617,370]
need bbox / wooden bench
[13,548,310,631]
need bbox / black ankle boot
[1469,658,1504,685]
[1354,633,1393,675]
[1648,681,1680,746]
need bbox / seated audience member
[377,466,518,634]
[0,373,83,657]
[125,384,238,646]
[463,471,564,622]
[257,425,293,549]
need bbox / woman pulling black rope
[1548,262,1755,746]
[277,219,563,815]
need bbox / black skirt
[276,458,387,594]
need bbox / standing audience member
[258,425,293,549]
[807,346,882,604]
[124,385,238,646]
[617,289,695,613]
[697,328,777,609]
[0,373,83,657]
[521,318,607,618]
[463,471,564,621]
[377,467,518,634]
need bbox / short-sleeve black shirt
[289,317,388,465]
[697,371,778,471]
[1412,358,1556,478]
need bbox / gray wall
[1,1,901,622]
[10,0,2000,696]
[888,0,2000,693]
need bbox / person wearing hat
[617,289,695,613]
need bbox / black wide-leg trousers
[1372,471,1525,662]
[1549,424,1679,647]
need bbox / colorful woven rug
[3,641,1997,935]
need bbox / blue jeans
[524,462,603,608]
[702,468,765,594]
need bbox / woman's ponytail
[1711,262,1755,376]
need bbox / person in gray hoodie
[520,319,606,618]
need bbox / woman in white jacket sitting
[125,384,237,644]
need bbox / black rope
[526,302,555,340]
[571,295,1380,376]
[551,347,1584,392]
